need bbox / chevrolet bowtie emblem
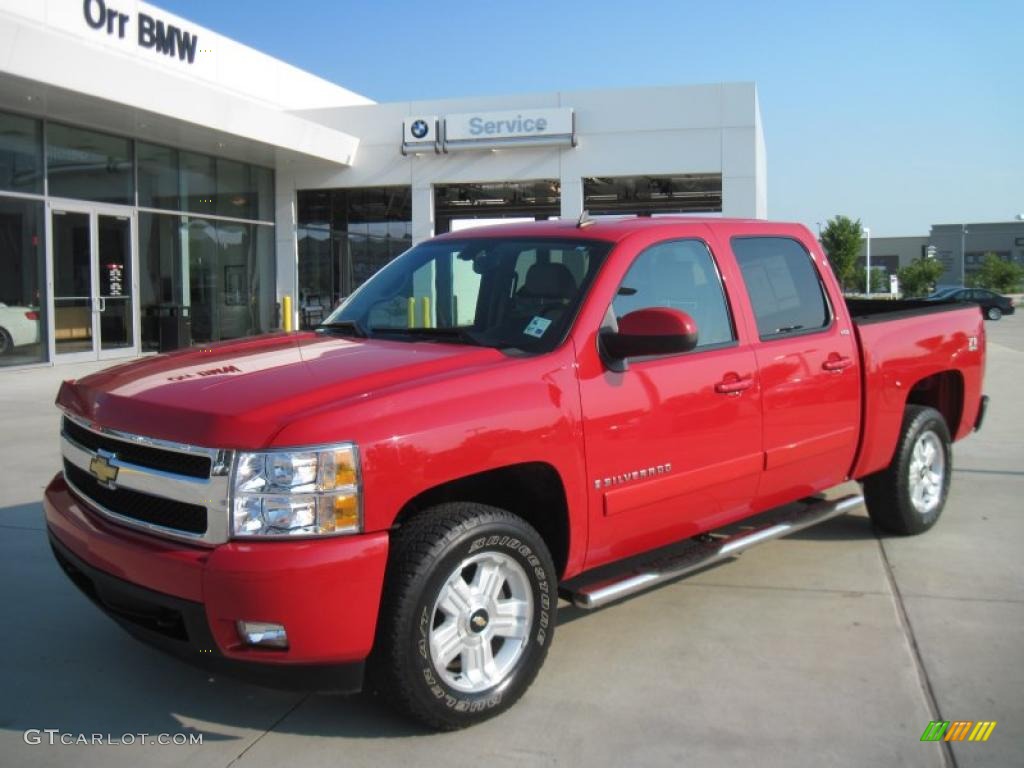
[89,454,119,487]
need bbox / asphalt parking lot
[1,313,1021,768]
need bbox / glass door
[96,213,134,357]
[50,204,137,361]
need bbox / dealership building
[0,0,767,369]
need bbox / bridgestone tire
[863,405,952,535]
[370,503,556,730]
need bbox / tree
[971,252,1024,293]
[853,266,889,294]
[820,215,863,292]
[898,256,945,297]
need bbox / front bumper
[44,474,389,692]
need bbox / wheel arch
[905,370,964,436]
[392,462,572,578]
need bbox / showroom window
[139,212,276,349]
[0,113,278,365]
[0,197,46,366]
[433,180,560,234]
[139,141,273,222]
[0,111,43,195]
[46,123,133,205]
[583,174,722,215]
[296,187,412,327]
[137,143,181,211]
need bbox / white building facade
[0,0,766,368]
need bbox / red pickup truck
[45,217,987,730]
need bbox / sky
[158,0,1022,238]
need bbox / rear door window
[731,237,831,339]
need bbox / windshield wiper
[370,326,486,346]
[317,319,368,338]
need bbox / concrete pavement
[1,315,1021,767]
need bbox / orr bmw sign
[403,108,575,154]
[82,0,200,64]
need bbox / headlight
[231,444,361,537]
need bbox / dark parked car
[927,288,1016,321]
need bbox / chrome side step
[567,494,864,610]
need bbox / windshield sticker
[523,316,552,338]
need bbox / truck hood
[57,332,507,448]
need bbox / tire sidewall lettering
[414,523,553,715]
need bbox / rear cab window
[730,237,832,339]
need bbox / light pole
[960,225,968,287]
[863,226,871,294]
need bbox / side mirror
[599,308,698,371]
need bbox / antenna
[577,210,595,228]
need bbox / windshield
[321,237,612,353]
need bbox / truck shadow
[785,512,878,541]
[3,499,888,745]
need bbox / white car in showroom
[0,303,40,355]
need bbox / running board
[566,494,864,610]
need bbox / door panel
[581,347,762,566]
[729,236,860,511]
[751,333,859,508]
[578,238,763,568]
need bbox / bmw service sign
[402,116,438,153]
[444,108,575,150]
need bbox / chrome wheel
[909,430,945,515]
[429,550,533,694]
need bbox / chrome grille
[59,412,232,546]
[62,417,211,478]
[63,460,208,534]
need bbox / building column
[560,176,583,220]
[722,176,759,219]
[411,185,434,245]
[274,173,299,330]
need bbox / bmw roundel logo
[410,119,430,139]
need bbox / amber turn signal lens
[322,493,359,533]
[319,447,357,490]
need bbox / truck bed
[845,297,963,323]
[847,300,985,480]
